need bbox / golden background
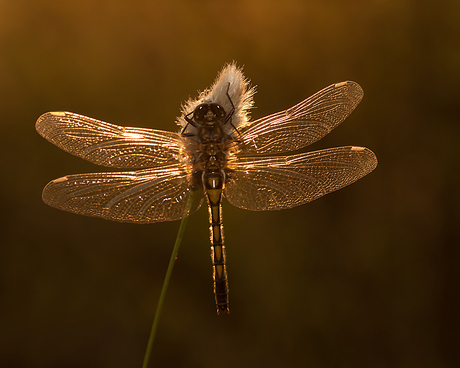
[1,1,458,367]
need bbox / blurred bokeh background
[1,0,458,367]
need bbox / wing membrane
[42,163,204,223]
[224,146,377,211]
[237,81,363,154]
[36,112,182,168]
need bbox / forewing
[224,146,377,211]
[36,112,182,168]
[42,163,204,223]
[237,81,363,154]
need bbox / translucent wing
[42,163,204,223]
[237,81,363,155]
[36,112,182,168]
[224,146,377,211]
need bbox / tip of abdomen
[217,303,230,314]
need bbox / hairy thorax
[191,123,232,173]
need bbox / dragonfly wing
[237,81,363,154]
[224,146,377,211]
[36,111,182,168]
[42,163,203,223]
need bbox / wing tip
[36,111,68,134]
[334,81,364,103]
[351,146,378,172]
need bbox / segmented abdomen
[203,169,229,314]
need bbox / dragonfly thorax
[184,100,235,176]
[192,138,229,172]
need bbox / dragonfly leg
[223,82,242,141]
[181,111,198,136]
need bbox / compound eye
[213,104,226,119]
[193,104,207,122]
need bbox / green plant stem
[142,213,191,368]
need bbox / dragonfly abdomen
[203,169,229,314]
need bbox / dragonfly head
[193,103,226,125]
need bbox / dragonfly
[36,63,377,314]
